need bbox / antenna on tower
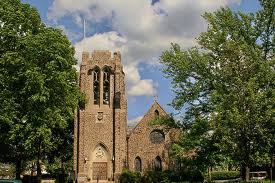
[82,18,87,52]
[83,18,86,39]
[153,87,158,102]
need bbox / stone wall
[127,102,179,173]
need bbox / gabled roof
[127,101,168,136]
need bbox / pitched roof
[127,101,167,135]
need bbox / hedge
[119,170,141,183]
[209,171,240,180]
[120,169,204,183]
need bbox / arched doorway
[90,144,111,180]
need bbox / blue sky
[22,0,260,126]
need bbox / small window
[154,110,159,117]
[88,69,93,75]
[134,156,142,172]
[149,130,165,144]
[154,156,162,171]
[114,92,121,109]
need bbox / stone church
[73,50,179,183]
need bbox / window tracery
[149,130,165,144]
[103,67,110,105]
[93,67,100,105]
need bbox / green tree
[160,0,274,181]
[45,118,74,181]
[0,0,82,181]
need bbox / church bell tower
[74,50,127,182]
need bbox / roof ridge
[127,101,167,136]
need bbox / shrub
[120,170,171,183]
[142,170,163,183]
[209,171,240,180]
[162,170,177,182]
[119,170,141,183]
[119,169,204,183]
[168,169,204,182]
[187,170,204,182]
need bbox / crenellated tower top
[82,50,121,66]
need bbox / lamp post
[112,156,115,181]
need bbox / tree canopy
[160,0,274,181]
[0,0,82,180]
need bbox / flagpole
[83,18,86,39]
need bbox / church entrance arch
[90,143,111,180]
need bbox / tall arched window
[134,157,142,172]
[154,156,162,171]
[103,67,110,105]
[93,67,100,105]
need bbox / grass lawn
[171,180,275,183]
[264,180,275,183]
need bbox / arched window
[134,157,142,172]
[154,110,159,118]
[154,156,162,171]
[149,130,165,144]
[103,67,110,105]
[93,67,100,105]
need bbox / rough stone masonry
[74,51,179,183]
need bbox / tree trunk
[270,166,272,183]
[37,144,41,183]
[15,159,21,179]
[60,159,65,183]
[271,155,273,183]
[245,166,250,182]
[208,167,211,181]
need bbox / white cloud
[74,32,156,97]
[48,0,241,51]
[127,79,156,96]
[74,32,127,66]
[128,116,143,127]
[48,0,241,98]
[48,0,112,22]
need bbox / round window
[149,130,165,144]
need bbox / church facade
[73,51,179,183]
